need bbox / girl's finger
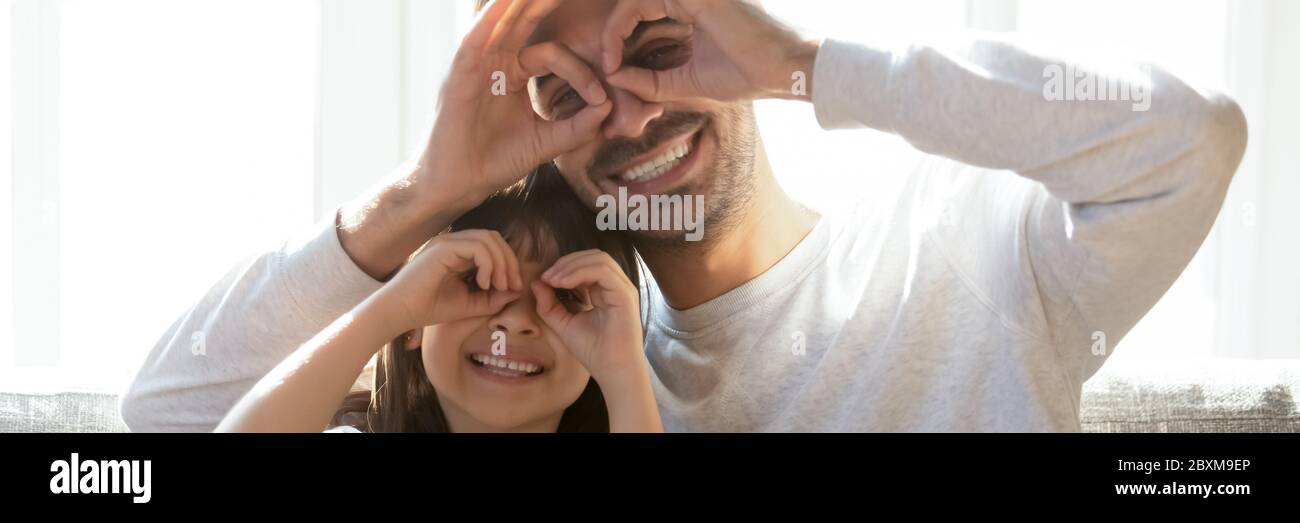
[446,238,495,290]
[546,258,632,298]
[531,280,573,329]
[488,230,524,291]
[472,230,513,291]
[554,266,635,312]
[464,288,523,318]
[542,249,606,283]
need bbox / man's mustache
[587,112,708,177]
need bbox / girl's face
[420,257,593,432]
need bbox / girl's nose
[488,298,541,337]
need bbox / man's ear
[401,330,423,351]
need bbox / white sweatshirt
[121,34,1248,432]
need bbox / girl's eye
[550,88,586,120]
[555,288,592,313]
[635,41,689,70]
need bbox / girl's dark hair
[332,164,640,432]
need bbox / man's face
[527,0,758,245]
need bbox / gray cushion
[0,392,129,433]
[1080,359,1300,433]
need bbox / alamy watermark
[191,330,206,356]
[1091,330,1108,356]
[596,187,705,242]
[491,330,507,356]
[791,330,807,356]
[791,71,807,97]
[50,453,151,504]
[1043,63,1151,112]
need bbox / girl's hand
[379,230,525,335]
[420,0,614,205]
[532,250,647,387]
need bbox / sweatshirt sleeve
[119,213,385,432]
[811,34,1248,378]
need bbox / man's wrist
[337,165,480,281]
[770,38,822,102]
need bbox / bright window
[1,0,12,371]
[3,0,1297,393]
[5,0,318,389]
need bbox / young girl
[216,169,661,432]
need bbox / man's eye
[462,270,480,290]
[634,41,689,70]
[549,88,586,120]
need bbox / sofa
[3,358,1298,433]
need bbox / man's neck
[638,154,820,311]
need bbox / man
[122,0,1247,432]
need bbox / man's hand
[601,0,820,103]
[341,0,611,280]
[423,0,613,206]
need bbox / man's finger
[602,0,675,74]
[536,101,612,159]
[606,65,696,102]
[462,0,517,54]
[490,0,565,54]
[519,42,608,105]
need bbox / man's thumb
[538,101,612,159]
[606,66,693,102]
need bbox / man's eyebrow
[625,18,686,49]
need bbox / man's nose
[602,86,664,139]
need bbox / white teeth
[471,354,541,375]
[621,142,692,183]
